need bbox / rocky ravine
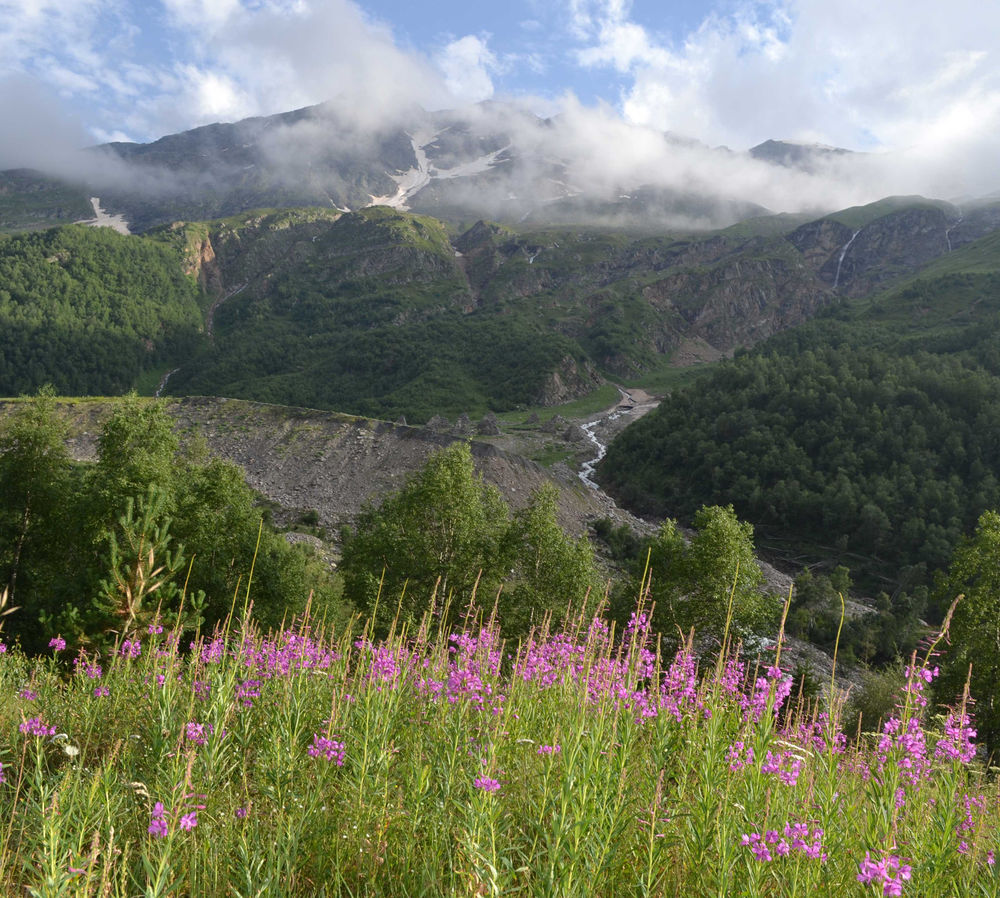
[18,397,638,538]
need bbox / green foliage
[93,486,195,638]
[0,225,204,396]
[500,484,600,632]
[601,304,1000,591]
[340,443,510,630]
[638,505,775,648]
[340,445,599,636]
[0,393,338,651]
[934,510,1000,758]
[0,387,72,617]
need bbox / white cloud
[572,0,1000,154]
[436,35,498,103]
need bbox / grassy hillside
[0,604,991,895]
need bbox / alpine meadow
[4,0,1000,893]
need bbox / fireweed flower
[537,744,561,755]
[148,802,168,838]
[185,722,212,746]
[726,740,755,771]
[48,636,66,652]
[474,777,501,792]
[19,716,55,738]
[935,711,977,763]
[761,749,803,786]
[93,685,110,698]
[857,852,911,896]
[307,734,346,765]
[179,811,198,831]
[742,823,826,863]
[19,688,37,701]
[120,640,141,659]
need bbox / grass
[496,384,622,427]
[0,590,995,896]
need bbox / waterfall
[945,217,963,253]
[833,229,861,289]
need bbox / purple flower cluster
[48,636,66,652]
[761,749,803,786]
[120,639,141,659]
[935,711,977,764]
[474,776,501,792]
[877,717,929,785]
[19,716,55,738]
[148,797,204,838]
[234,678,261,708]
[857,852,911,896]
[741,822,825,862]
[740,665,794,723]
[148,802,169,838]
[185,722,213,746]
[537,744,561,755]
[902,663,938,709]
[307,734,346,765]
[726,740,754,771]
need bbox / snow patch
[76,197,131,235]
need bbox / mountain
[3,192,997,422]
[749,139,855,172]
[597,218,1000,590]
[0,101,869,235]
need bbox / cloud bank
[1,0,998,220]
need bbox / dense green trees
[339,444,601,634]
[0,225,204,396]
[0,393,335,651]
[601,338,1000,591]
[613,505,775,649]
[934,510,1000,758]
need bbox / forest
[0,226,204,396]
[599,270,1000,598]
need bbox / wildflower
[179,811,198,831]
[537,744,561,755]
[858,852,911,895]
[0,642,6,653]
[726,740,754,771]
[19,688,37,701]
[761,749,802,786]
[935,711,977,764]
[0,762,5,784]
[307,734,346,765]
[988,850,995,866]
[235,806,248,820]
[148,802,168,838]
[48,636,66,652]
[148,620,164,635]
[474,776,501,792]
[120,640,141,659]
[93,685,110,698]
[19,716,55,738]
[185,722,211,746]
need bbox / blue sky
[2,0,1000,200]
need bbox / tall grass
[0,595,994,896]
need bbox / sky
[2,0,1000,201]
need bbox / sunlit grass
[0,596,995,896]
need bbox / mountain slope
[598,226,1000,588]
